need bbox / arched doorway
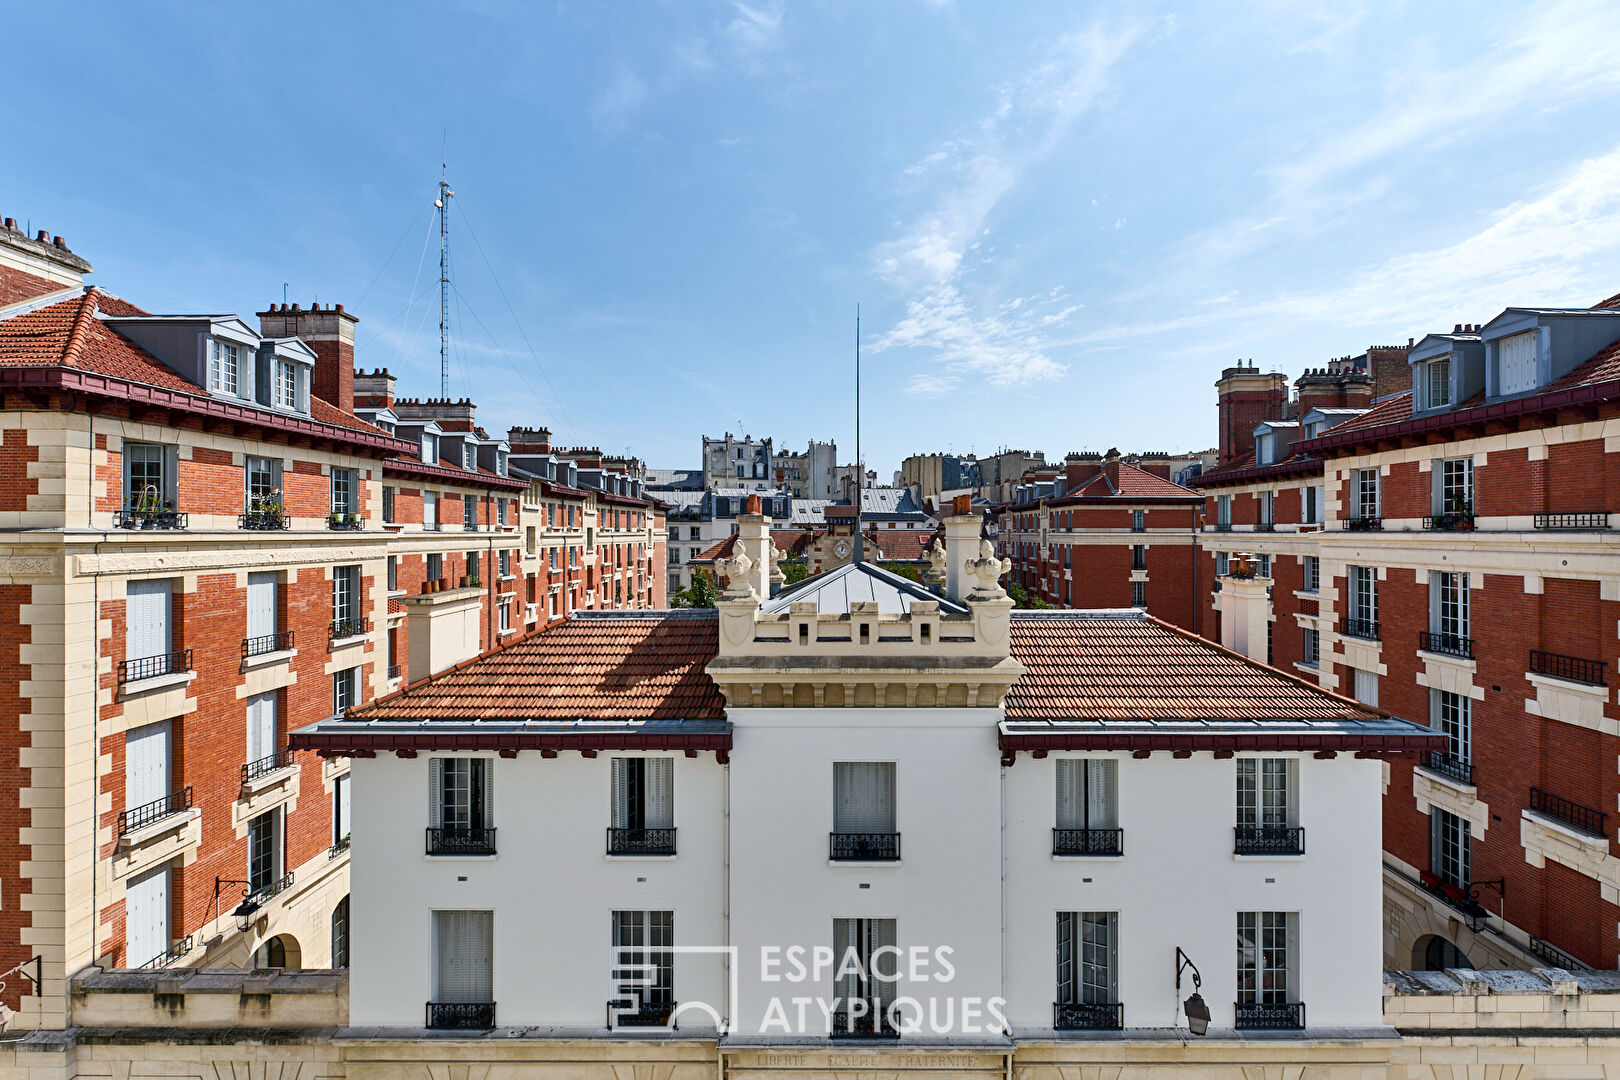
[332,896,350,969]
[1414,934,1473,971]
[253,933,301,969]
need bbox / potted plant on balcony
[467,575,481,588]
[244,489,285,529]
[328,512,343,529]
[1446,496,1475,531]
[344,512,360,529]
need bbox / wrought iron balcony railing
[241,630,294,658]
[329,616,371,644]
[388,664,403,681]
[1054,1001,1124,1030]
[829,1008,899,1038]
[1052,828,1124,856]
[1422,512,1475,531]
[117,787,193,836]
[1235,1001,1305,1029]
[241,748,295,783]
[118,649,193,685]
[137,935,194,970]
[426,1002,496,1029]
[609,999,675,1027]
[1339,617,1380,642]
[1530,650,1606,686]
[1342,516,1382,531]
[829,832,901,861]
[464,520,481,531]
[426,826,497,856]
[115,507,188,530]
[1530,787,1608,838]
[1254,521,1276,532]
[1422,752,1474,786]
[1234,825,1305,855]
[328,835,350,858]
[1420,630,1474,659]
[607,827,677,856]
[1534,511,1610,530]
[239,510,291,530]
[248,871,295,904]
[1211,523,1233,532]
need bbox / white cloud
[870,21,1148,394]
[590,64,648,134]
[724,1,784,65]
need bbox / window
[275,360,299,409]
[689,527,701,541]
[498,601,510,632]
[422,433,439,465]
[1302,628,1319,667]
[832,918,897,1033]
[1348,565,1378,625]
[432,910,494,1007]
[125,579,173,669]
[1431,808,1471,888]
[209,338,239,395]
[122,441,176,511]
[1217,495,1231,527]
[246,691,277,766]
[610,756,675,843]
[833,762,896,844]
[387,556,398,592]
[1237,758,1294,826]
[1303,485,1323,524]
[1497,331,1537,395]
[245,456,281,511]
[1257,553,1272,578]
[424,491,438,530]
[382,486,395,522]
[430,758,492,836]
[333,772,351,847]
[1056,912,1118,1011]
[1259,491,1274,526]
[1131,544,1146,571]
[1431,571,1470,642]
[1426,358,1451,408]
[468,553,480,584]
[427,552,443,582]
[499,550,511,578]
[331,896,350,969]
[1302,556,1320,592]
[1131,581,1146,608]
[1432,689,1470,765]
[246,570,277,652]
[332,667,358,717]
[125,861,172,970]
[1352,468,1380,521]
[1216,551,1229,576]
[1434,458,1473,517]
[1131,509,1146,532]
[330,468,357,516]
[332,565,360,628]
[497,500,508,526]
[1352,668,1379,706]
[247,807,283,895]
[1056,758,1118,844]
[496,450,508,477]
[549,547,558,570]
[1256,432,1274,465]
[612,910,674,1022]
[124,719,172,813]
[1236,912,1297,1005]
[463,442,475,471]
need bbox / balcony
[326,513,363,531]
[136,935,193,970]
[114,507,188,530]
[1534,511,1610,530]
[1423,511,1475,532]
[1422,752,1474,787]
[1052,828,1124,857]
[1530,787,1608,838]
[248,871,295,905]
[1530,650,1607,687]
[1254,521,1276,532]
[1054,1001,1123,1030]
[328,616,371,645]
[1234,1001,1305,1030]
[829,1009,899,1038]
[1418,869,1489,922]
[118,648,193,686]
[1339,618,1380,642]
[426,1002,496,1030]
[1342,516,1382,531]
[463,520,481,532]
[117,786,193,836]
[1420,630,1474,659]
[1234,825,1305,855]
[606,827,677,857]
[609,999,675,1027]
[239,509,290,530]
[426,826,497,856]
[829,832,901,862]
[388,664,402,681]
[241,748,295,784]
[328,835,350,859]
[1212,523,1233,532]
[241,630,294,659]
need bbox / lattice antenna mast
[435,166,455,398]
[853,303,863,564]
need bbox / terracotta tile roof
[1067,461,1200,499]
[0,266,72,307]
[354,612,727,722]
[1004,611,1383,722]
[1546,337,1620,390]
[1191,450,1256,483]
[696,529,817,563]
[1594,290,1620,310]
[1321,390,1412,435]
[865,528,939,562]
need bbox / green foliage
[1008,582,1053,610]
[671,567,720,609]
[781,559,810,585]
[880,560,921,583]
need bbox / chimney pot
[53,236,66,249]
[335,304,344,314]
[1453,324,1462,333]
[35,230,48,242]
[292,303,302,312]
[3,219,13,231]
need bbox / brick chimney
[1362,344,1411,397]
[0,217,92,294]
[507,426,553,454]
[1215,364,1289,464]
[257,303,358,414]
[1295,366,1374,415]
[1102,448,1122,491]
[353,368,396,410]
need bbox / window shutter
[335,774,351,840]
[125,862,170,968]
[429,758,443,827]
[125,580,171,661]
[1055,912,1075,1003]
[125,720,171,810]
[1055,760,1082,830]
[1086,760,1118,830]
[246,573,276,640]
[835,762,894,833]
[479,759,494,828]
[611,758,627,829]
[1499,331,1537,394]
[645,758,673,829]
[246,692,277,763]
[1236,759,1257,827]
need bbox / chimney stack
[942,494,980,603]
[1215,364,1288,464]
[0,215,93,292]
[507,426,553,454]
[257,302,359,414]
[1102,448,1122,491]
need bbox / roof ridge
[60,287,101,367]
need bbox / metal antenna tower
[853,303,864,564]
[435,165,455,398]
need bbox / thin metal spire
[436,161,454,398]
[853,303,863,564]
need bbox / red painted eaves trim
[1191,457,1325,489]
[998,730,1444,755]
[290,729,733,756]
[382,456,528,491]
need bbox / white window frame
[209,338,239,396]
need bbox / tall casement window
[1432,690,1471,769]
[1216,495,1232,527]
[331,896,350,969]
[832,918,898,1035]
[1352,668,1379,706]
[427,552,443,582]
[1428,571,1471,656]
[330,468,357,517]
[428,757,495,855]
[245,571,279,656]
[247,807,284,896]
[1131,581,1147,608]
[1056,912,1120,1028]
[1055,759,1120,855]
[430,910,494,1027]
[423,490,439,530]
[1302,485,1323,525]
[831,762,898,861]
[209,338,239,395]
[332,666,358,717]
[275,359,299,409]
[422,432,440,465]
[1131,544,1147,571]
[611,910,675,1026]
[1259,491,1275,527]
[245,691,278,772]
[1426,358,1452,408]
[125,861,173,969]
[122,441,177,512]
[1497,331,1538,395]
[332,772,351,847]
[386,556,398,592]
[331,565,362,637]
[1346,565,1378,639]
[609,757,675,855]
[1235,758,1301,854]
[1432,807,1471,889]
[124,579,174,678]
[382,486,396,523]
[1433,458,1474,517]
[1302,628,1320,667]
[1302,556,1320,592]
[1131,509,1146,532]
[1216,551,1230,576]
[1352,468,1380,522]
[1236,912,1301,1028]
[244,456,281,514]
[124,719,172,818]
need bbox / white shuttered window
[434,910,494,1003]
[1056,759,1118,830]
[124,862,171,968]
[125,580,172,662]
[246,692,277,764]
[834,762,896,833]
[246,572,277,641]
[1498,331,1538,395]
[124,720,171,811]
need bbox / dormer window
[496,451,508,478]
[1425,359,1451,409]
[1497,331,1537,395]
[464,443,475,471]
[422,433,439,465]
[209,340,240,396]
[275,360,299,410]
[1255,433,1274,466]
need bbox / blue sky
[9,1,1620,476]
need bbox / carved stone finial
[768,542,785,585]
[719,550,758,600]
[965,538,1010,601]
[923,537,947,588]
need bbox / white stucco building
[294,500,1437,1044]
